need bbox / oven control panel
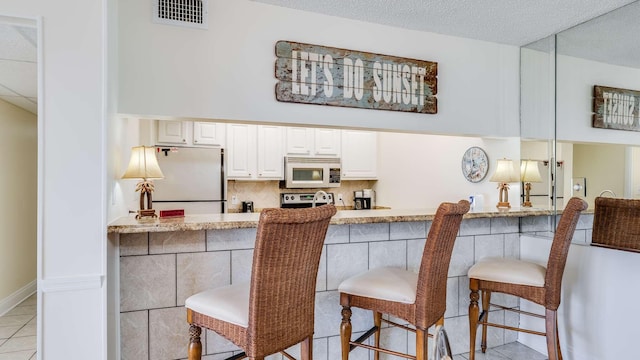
[281,192,334,208]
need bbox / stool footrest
[489,303,545,319]
[349,325,379,351]
[224,352,246,360]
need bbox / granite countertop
[107,206,557,234]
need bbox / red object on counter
[159,209,185,218]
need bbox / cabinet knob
[194,139,198,143]
[182,139,186,143]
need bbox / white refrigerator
[152,146,226,214]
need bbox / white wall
[520,235,640,360]
[557,55,640,144]
[376,133,520,209]
[521,47,555,141]
[0,99,37,312]
[1,1,109,359]
[118,0,520,137]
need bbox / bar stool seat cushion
[185,283,250,327]
[468,257,545,287]
[338,267,418,304]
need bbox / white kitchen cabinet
[256,125,284,179]
[341,130,378,179]
[226,123,256,179]
[227,124,284,180]
[157,120,189,145]
[314,128,341,156]
[285,127,340,157]
[193,122,225,147]
[156,120,225,147]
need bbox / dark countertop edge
[107,207,580,234]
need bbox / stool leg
[301,336,312,360]
[416,328,428,360]
[188,324,202,360]
[481,290,491,353]
[468,279,480,360]
[340,305,352,360]
[546,309,560,360]
[556,317,563,360]
[373,311,382,360]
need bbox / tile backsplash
[226,180,376,212]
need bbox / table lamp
[122,146,164,219]
[489,158,519,209]
[520,160,542,207]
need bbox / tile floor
[0,294,36,360]
[0,294,545,360]
[457,342,548,360]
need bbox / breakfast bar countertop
[107,206,559,234]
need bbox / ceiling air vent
[153,0,208,29]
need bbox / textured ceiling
[1,1,639,115]
[251,0,637,46]
[557,1,640,68]
[0,22,37,114]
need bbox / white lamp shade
[122,146,164,180]
[520,160,542,182]
[489,158,519,183]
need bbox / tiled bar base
[118,214,594,360]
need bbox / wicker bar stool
[468,197,587,360]
[591,196,640,253]
[185,205,336,360]
[339,200,470,360]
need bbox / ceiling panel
[0,22,37,114]
[251,0,637,46]
[0,59,37,96]
[0,95,37,114]
[0,25,36,62]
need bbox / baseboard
[0,279,37,317]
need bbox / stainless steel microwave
[284,156,341,188]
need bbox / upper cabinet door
[286,127,341,157]
[193,122,225,147]
[157,120,189,145]
[257,125,284,179]
[286,127,314,155]
[314,128,341,156]
[226,123,257,179]
[341,130,378,179]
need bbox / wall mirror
[521,1,640,235]
[556,0,640,208]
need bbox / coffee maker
[242,201,254,213]
[354,189,375,210]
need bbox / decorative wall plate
[461,147,489,183]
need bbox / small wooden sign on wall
[593,85,640,131]
[275,41,438,114]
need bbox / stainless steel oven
[280,192,334,208]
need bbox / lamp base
[135,209,157,219]
[496,201,511,209]
[522,201,533,207]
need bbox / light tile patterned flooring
[0,294,36,360]
[457,342,548,360]
[0,294,545,360]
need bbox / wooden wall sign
[593,85,640,131]
[275,41,438,114]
